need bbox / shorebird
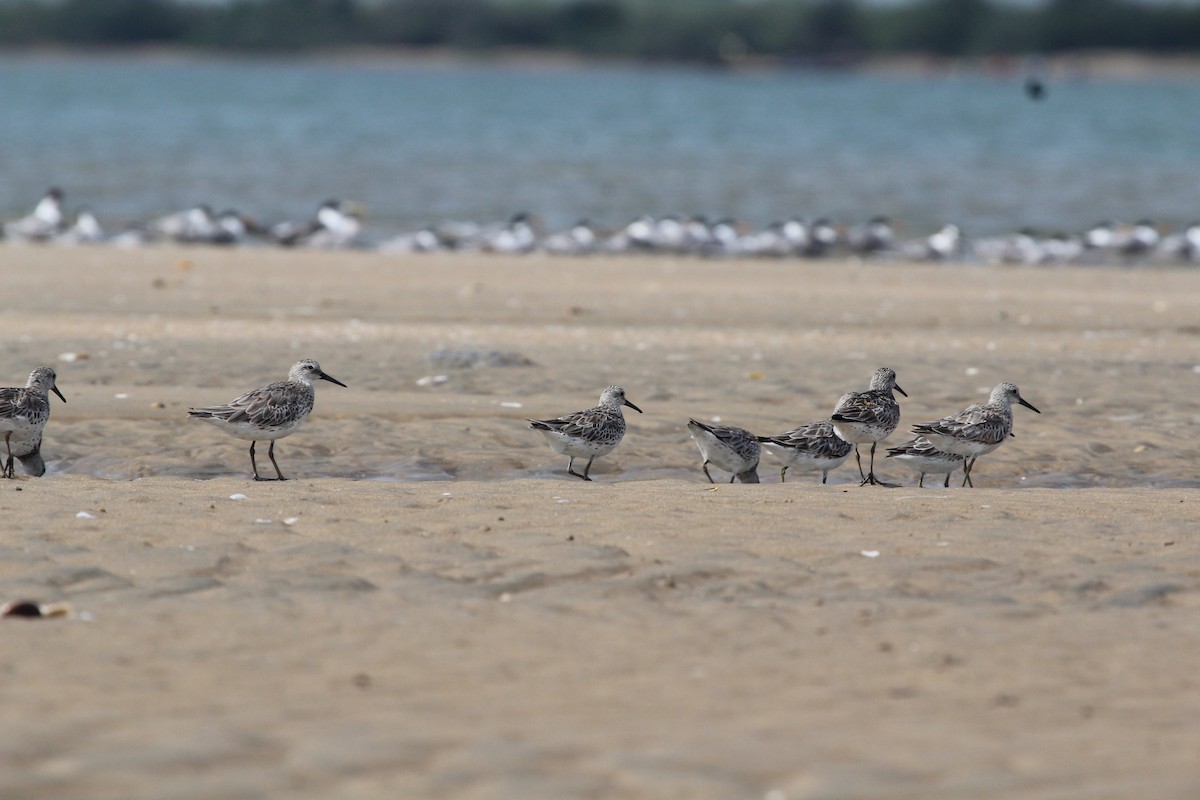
[756,420,854,484]
[910,382,1040,487]
[1083,220,1117,251]
[541,219,599,255]
[212,208,262,245]
[885,436,965,488]
[149,204,220,244]
[831,367,907,486]
[528,386,641,481]
[4,188,65,242]
[924,223,962,260]
[803,217,842,257]
[1120,219,1161,260]
[737,219,797,258]
[271,199,364,248]
[0,367,66,479]
[187,359,347,481]
[687,419,760,484]
[481,212,539,254]
[56,208,105,245]
[848,215,896,255]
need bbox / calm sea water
[2,54,1197,237]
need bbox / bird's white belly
[693,433,756,475]
[204,417,304,442]
[0,416,41,441]
[832,420,888,444]
[537,428,617,458]
[921,432,1001,458]
[762,443,850,470]
[890,452,961,474]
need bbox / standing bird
[187,359,347,481]
[686,419,760,484]
[528,386,641,481]
[831,367,907,486]
[885,436,965,488]
[756,420,854,484]
[910,382,1040,487]
[0,367,66,479]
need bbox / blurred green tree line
[2,0,1199,60]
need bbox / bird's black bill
[51,386,66,403]
[624,399,643,414]
[1018,397,1041,413]
[894,383,908,398]
[318,371,348,388]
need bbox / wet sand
[2,246,1200,798]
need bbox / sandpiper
[687,419,760,484]
[0,367,66,479]
[910,382,1040,487]
[756,420,853,484]
[528,386,641,481]
[885,436,965,488]
[187,359,347,481]
[831,367,907,486]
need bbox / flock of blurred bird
[5,187,1200,266]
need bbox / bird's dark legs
[943,472,951,488]
[859,443,878,485]
[858,444,877,485]
[250,440,287,481]
[860,443,897,487]
[702,461,714,483]
[780,466,789,483]
[568,455,593,481]
[267,440,287,481]
[2,432,12,479]
[961,457,976,487]
[820,470,827,484]
[919,473,926,488]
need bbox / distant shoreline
[5,45,1200,79]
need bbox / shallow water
[41,420,1200,490]
[3,55,1199,236]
